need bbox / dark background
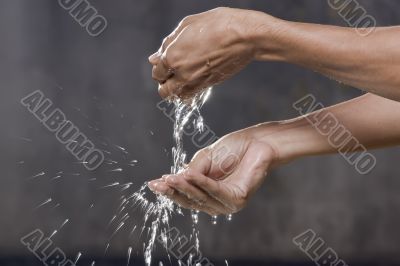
[1,0,399,265]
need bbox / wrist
[244,12,290,62]
[227,8,290,62]
[248,118,327,166]
[249,122,298,166]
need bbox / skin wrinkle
[147,7,400,215]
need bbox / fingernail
[147,181,157,191]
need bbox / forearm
[252,93,400,164]
[250,13,400,101]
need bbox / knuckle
[214,7,229,13]
[173,176,183,186]
[152,66,164,82]
[197,176,207,187]
[184,170,196,181]
[186,174,195,183]
[161,36,171,50]
[162,36,169,44]
[158,85,168,98]
[182,14,195,24]
[151,67,157,79]
[163,50,179,69]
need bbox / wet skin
[148,7,400,215]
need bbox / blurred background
[1,0,400,265]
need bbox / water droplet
[211,215,218,225]
[109,168,123,172]
[191,210,199,224]
[127,247,132,266]
[74,252,82,264]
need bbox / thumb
[187,148,212,176]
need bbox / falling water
[140,88,212,266]
[170,89,212,174]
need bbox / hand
[148,7,272,99]
[148,126,281,216]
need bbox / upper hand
[148,7,263,99]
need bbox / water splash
[109,168,123,172]
[141,88,212,266]
[99,89,212,265]
[28,171,45,180]
[127,246,132,266]
[33,198,52,211]
[74,252,82,265]
[49,230,58,239]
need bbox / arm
[253,17,400,101]
[149,93,400,215]
[149,7,400,101]
[257,93,400,163]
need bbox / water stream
[141,88,212,266]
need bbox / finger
[148,17,189,66]
[148,51,161,65]
[160,16,192,51]
[165,174,207,203]
[165,190,220,216]
[166,173,228,214]
[183,171,231,203]
[188,148,212,175]
[148,36,177,67]
[148,179,174,196]
[165,173,227,210]
[149,176,227,215]
[158,79,180,99]
[152,59,174,83]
